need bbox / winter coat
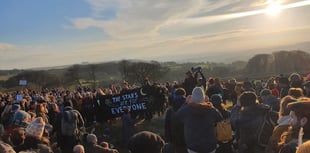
[176,102,222,153]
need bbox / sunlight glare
[265,0,283,16]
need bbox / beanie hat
[25,117,45,138]
[13,110,30,126]
[86,134,98,144]
[128,131,165,153]
[191,87,205,103]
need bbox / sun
[265,0,283,16]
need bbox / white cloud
[67,0,244,39]
[0,43,16,51]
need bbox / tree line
[0,50,309,89]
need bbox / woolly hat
[86,134,98,144]
[13,110,30,126]
[191,87,205,103]
[25,117,45,138]
[128,131,165,153]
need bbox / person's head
[288,88,304,99]
[11,127,26,146]
[11,103,20,112]
[279,95,297,117]
[73,144,85,153]
[260,89,272,100]
[239,91,257,107]
[175,88,186,96]
[297,140,310,153]
[191,87,205,104]
[278,76,289,88]
[86,134,98,145]
[172,88,186,110]
[13,110,31,127]
[35,103,45,114]
[289,73,302,87]
[288,98,310,130]
[63,100,73,108]
[128,131,165,153]
[210,94,223,111]
[185,71,192,78]
[303,81,310,95]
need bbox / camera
[191,66,202,73]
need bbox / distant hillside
[172,41,310,64]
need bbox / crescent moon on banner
[140,88,147,96]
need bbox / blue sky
[0,0,309,69]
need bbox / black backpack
[61,110,78,136]
[256,110,278,148]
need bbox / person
[303,81,310,97]
[176,87,222,153]
[128,131,165,153]
[288,88,304,99]
[164,88,187,153]
[289,73,303,88]
[236,91,278,153]
[278,77,290,98]
[16,117,53,153]
[206,78,224,99]
[73,144,85,153]
[278,97,310,153]
[85,134,119,153]
[121,108,134,146]
[182,71,196,96]
[296,140,310,153]
[259,89,280,111]
[210,94,233,153]
[265,95,297,153]
[55,100,85,153]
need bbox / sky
[0,0,310,69]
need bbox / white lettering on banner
[110,103,147,115]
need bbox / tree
[246,54,275,75]
[118,60,168,84]
[118,60,130,81]
[65,64,81,86]
[87,64,98,89]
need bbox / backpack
[256,110,278,148]
[216,118,233,142]
[61,110,79,136]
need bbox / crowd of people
[0,69,310,153]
